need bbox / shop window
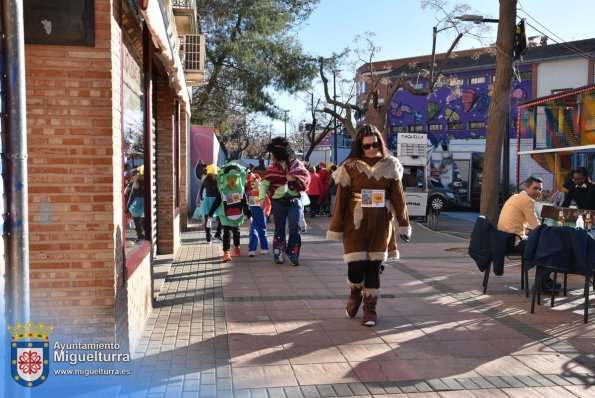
[122,40,146,258]
[408,125,423,132]
[468,121,485,129]
[447,122,463,130]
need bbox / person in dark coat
[562,168,595,210]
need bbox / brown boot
[361,289,378,326]
[346,282,364,319]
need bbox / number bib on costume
[225,193,241,204]
[248,196,262,206]
[361,189,385,207]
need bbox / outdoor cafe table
[539,204,594,228]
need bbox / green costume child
[208,162,252,262]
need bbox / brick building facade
[2,0,202,353]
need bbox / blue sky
[268,0,595,135]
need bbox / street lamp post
[301,120,306,159]
[269,124,272,141]
[455,14,499,24]
[332,69,341,163]
[283,110,289,138]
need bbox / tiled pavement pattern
[120,215,595,397]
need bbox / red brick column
[179,114,189,230]
[155,75,177,254]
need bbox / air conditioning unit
[181,34,206,86]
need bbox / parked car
[428,179,460,210]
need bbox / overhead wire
[517,4,595,63]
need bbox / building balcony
[180,34,206,86]
[172,0,197,35]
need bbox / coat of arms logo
[8,321,53,387]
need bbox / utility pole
[283,110,289,138]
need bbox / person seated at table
[561,168,595,210]
[498,176,560,293]
[498,176,542,239]
[550,188,566,207]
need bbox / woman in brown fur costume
[327,124,411,326]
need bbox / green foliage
[192,0,321,127]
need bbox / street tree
[244,121,274,159]
[480,0,517,223]
[283,120,304,155]
[219,127,249,161]
[220,115,277,160]
[314,2,494,138]
[193,0,321,130]
[299,92,334,163]
[319,36,465,137]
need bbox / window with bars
[408,125,423,132]
[427,123,442,131]
[447,122,463,130]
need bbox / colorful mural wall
[386,68,532,151]
[189,126,222,213]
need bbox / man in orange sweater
[498,176,558,293]
[497,176,541,238]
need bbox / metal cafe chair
[526,225,595,324]
[469,216,529,296]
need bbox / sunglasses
[362,141,379,150]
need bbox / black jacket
[524,225,595,275]
[468,216,516,275]
[561,183,595,210]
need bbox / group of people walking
[194,124,412,327]
[305,162,334,217]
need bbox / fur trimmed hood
[332,156,403,188]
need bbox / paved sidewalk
[120,215,595,397]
